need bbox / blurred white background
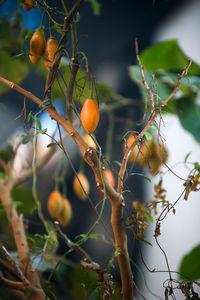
[139,0,200,298]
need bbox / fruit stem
[32,127,50,234]
[105,111,114,162]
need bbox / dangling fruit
[29,30,46,64]
[73,173,90,200]
[104,169,115,188]
[57,198,72,227]
[125,134,168,175]
[148,142,168,175]
[43,38,60,70]
[83,134,97,149]
[81,99,100,134]
[126,135,151,165]
[47,191,63,218]
[22,0,36,11]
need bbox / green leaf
[0,50,29,95]
[32,116,42,131]
[40,128,47,134]
[69,268,98,300]
[39,99,51,107]
[11,187,36,215]
[179,244,200,280]
[79,233,99,241]
[144,132,152,141]
[0,171,8,181]
[114,161,122,167]
[47,143,57,148]
[27,111,32,123]
[130,172,151,182]
[140,39,200,76]
[145,212,154,223]
[194,162,200,173]
[86,0,101,15]
[22,134,33,144]
[148,125,157,132]
[175,97,200,142]
[0,202,8,224]
[142,239,153,247]
[53,23,62,34]
[0,145,13,162]
[184,152,192,164]
[88,289,100,300]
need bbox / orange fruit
[57,198,72,227]
[126,135,150,165]
[47,191,63,218]
[73,173,90,200]
[29,30,46,64]
[22,0,36,11]
[43,38,61,70]
[81,99,100,134]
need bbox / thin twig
[54,221,93,262]
[0,244,29,285]
[135,38,154,113]
[117,58,191,194]
[0,75,132,300]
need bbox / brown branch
[54,221,93,262]
[44,0,84,103]
[0,75,133,300]
[66,61,79,120]
[0,272,26,291]
[0,158,9,173]
[0,180,46,300]
[0,244,29,285]
[135,38,154,113]
[117,58,191,194]
[0,257,20,280]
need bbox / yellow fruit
[73,173,90,200]
[81,99,100,134]
[148,143,168,175]
[47,191,63,218]
[125,135,168,175]
[126,135,151,165]
[43,38,61,70]
[57,198,72,227]
[29,30,46,64]
[83,134,97,149]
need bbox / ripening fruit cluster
[28,29,60,71]
[126,135,168,175]
[47,191,72,227]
